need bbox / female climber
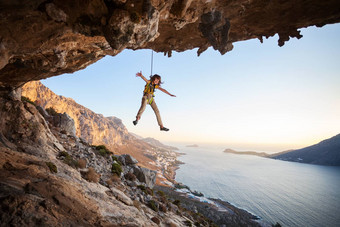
[133,71,176,131]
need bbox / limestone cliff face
[0,96,191,226]
[0,95,260,226]
[1,0,340,87]
[22,81,131,146]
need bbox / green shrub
[111,155,122,165]
[173,199,181,206]
[272,223,282,227]
[137,184,153,195]
[157,190,166,197]
[148,200,158,212]
[58,151,78,168]
[94,145,107,150]
[111,162,122,176]
[46,107,58,116]
[93,145,111,156]
[137,185,146,191]
[99,148,109,156]
[21,96,36,105]
[46,162,57,173]
[59,151,71,160]
[183,220,192,226]
[146,187,154,196]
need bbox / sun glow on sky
[42,24,340,152]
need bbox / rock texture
[1,0,340,87]
[0,94,261,227]
[22,81,131,146]
[0,96,189,226]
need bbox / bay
[174,144,340,227]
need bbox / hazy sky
[42,24,340,152]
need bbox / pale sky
[42,24,340,152]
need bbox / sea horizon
[172,143,340,227]
[165,140,301,154]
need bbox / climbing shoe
[160,127,169,131]
[133,120,138,125]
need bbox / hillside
[0,88,262,226]
[0,94,211,226]
[271,134,340,166]
[22,81,180,186]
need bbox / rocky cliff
[1,0,340,87]
[22,81,131,146]
[21,80,181,186]
[0,87,262,226]
[0,95,191,226]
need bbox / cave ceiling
[0,0,339,87]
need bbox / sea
[173,144,340,227]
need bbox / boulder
[109,187,133,206]
[121,154,138,166]
[8,88,22,101]
[36,106,50,119]
[132,166,157,188]
[53,112,76,137]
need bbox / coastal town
[139,139,184,186]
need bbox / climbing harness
[145,50,156,104]
[143,82,158,95]
[147,96,154,105]
[144,82,157,104]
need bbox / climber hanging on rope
[133,71,176,131]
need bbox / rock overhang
[0,0,339,87]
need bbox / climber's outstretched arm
[158,87,176,97]
[136,71,149,83]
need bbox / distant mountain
[271,134,340,166]
[130,132,144,140]
[223,148,269,157]
[142,137,178,151]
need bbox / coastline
[155,185,269,227]
[158,149,272,227]
[170,144,340,227]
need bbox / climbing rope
[150,50,154,76]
